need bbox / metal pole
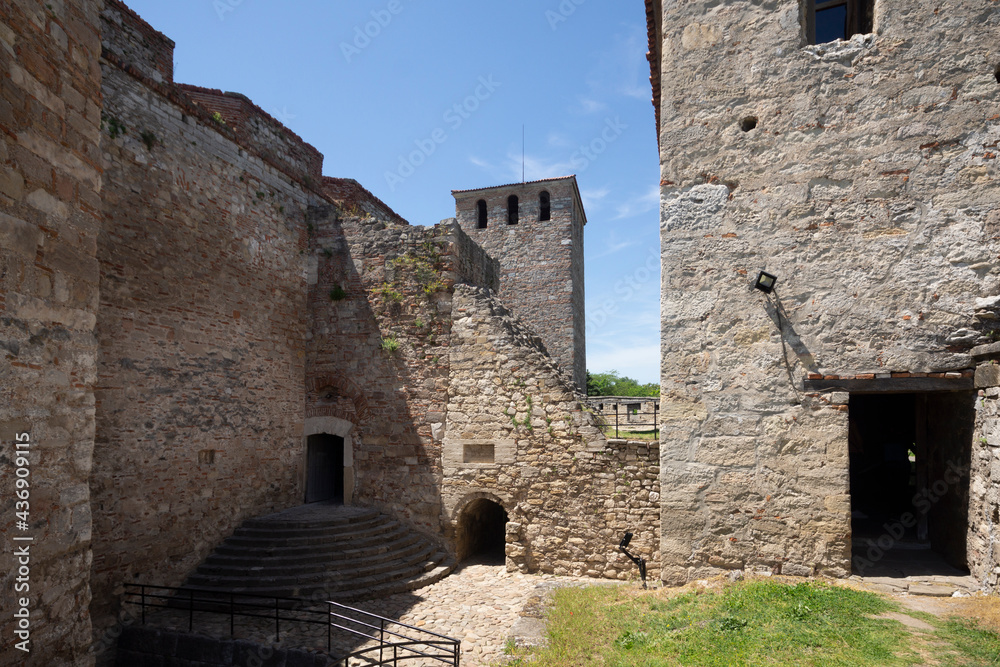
[189,589,194,632]
[615,404,619,438]
[380,618,385,664]
[230,593,234,637]
[327,602,331,653]
[140,586,146,626]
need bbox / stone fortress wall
[453,178,588,391]
[970,347,1000,592]
[0,1,104,664]
[648,0,1000,584]
[0,2,660,663]
[90,0,336,642]
[443,286,660,578]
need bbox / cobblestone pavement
[359,558,590,666]
[142,556,595,666]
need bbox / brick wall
[453,177,587,390]
[100,0,174,84]
[88,16,334,646]
[0,1,104,665]
[180,85,324,189]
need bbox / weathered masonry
[0,3,658,664]
[453,177,588,391]
[647,0,1000,586]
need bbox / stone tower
[647,0,1000,586]
[453,176,587,390]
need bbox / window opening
[476,199,487,228]
[507,195,519,225]
[807,0,873,45]
[539,191,551,221]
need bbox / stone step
[222,519,405,550]
[187,542,440,591]
[214,527,414,560]
[236,511,384,536]
[181,504,455,603]
[243,503,387,528]
[198,533,428,575]
[197,552,456,602]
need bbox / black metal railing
[122,584,460,666]
[595,403,659,440]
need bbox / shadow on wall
[307,207,461,535]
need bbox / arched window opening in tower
[476,199,487,228]
[539,191,551,221]
[507,195,519,225]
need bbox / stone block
[976,363,1000,389]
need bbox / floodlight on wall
[754,271,777,294]
[618,531,648,589]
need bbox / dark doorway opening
[457,499,508,564]
[305,434,344,504]
[849,392,974,577]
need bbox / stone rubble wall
[0,1,104,665]
[971,350,1000,592]
[307,214,498,533]
[654,0,999,583]
[444,286,660,579]
[322,177,407,226]
[89,21,334,647]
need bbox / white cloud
[546,131,574,150]
[590,238,635,259]
[504,152,575,183]
[574,97,608,115]
[582,25,652,109]
[468,155,493,170]
[580,186,611,210]
[614,184,661,220]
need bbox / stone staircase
[182,503,455,602]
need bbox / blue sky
[124,0,661,384]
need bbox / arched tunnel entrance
[457,498,509,564]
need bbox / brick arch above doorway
[309,375,370,422]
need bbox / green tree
[586,370,659,397]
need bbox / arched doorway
[457,498,508,564]
[305,434,344,503]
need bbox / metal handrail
[595,403,660,439]
[121,583,461,666]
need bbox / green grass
[514,580,922,667]
[604,429,658,440]
[925,616,1000,666]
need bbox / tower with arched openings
[453,176,587,390]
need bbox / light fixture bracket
[754,271,777,294]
